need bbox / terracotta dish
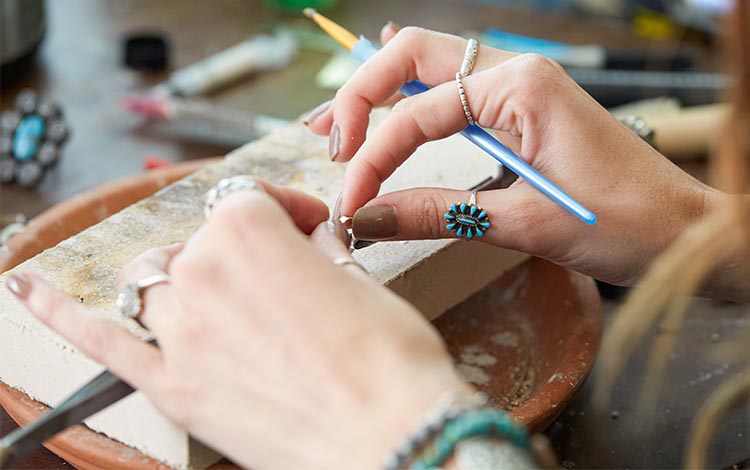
[0,159,602,469]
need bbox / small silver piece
[332,256,368,274]
[456,73,476,126]
[469,189,478,206]
[619,115,655,147]
[204,176,261,220]
[458,38,479,78]
[116,274,171,319]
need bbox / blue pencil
[306,9,597,225]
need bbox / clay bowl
[0,160,602,469]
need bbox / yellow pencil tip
[303,9,359,51]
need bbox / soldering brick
[0,113,528,468]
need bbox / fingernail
[329,122,341,161]
[303,100,332,126]
[327,218,352,247]
[333,192,344,219]
[385,20,400,33]
[6,273,31,299]
[352,206,399,241]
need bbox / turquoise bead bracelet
[410,409,528,470]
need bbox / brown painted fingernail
[352,206,399,240]
[6,273,32,299]
[303,100,331,126]
[329,122,341,161]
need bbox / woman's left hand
[6,179,471,469]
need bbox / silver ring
[116,274,171,319]
[204,176,261,220]
[332,257,368,274]
[456,39,479,126]
[458,38,479,78]
[456,73,475,126]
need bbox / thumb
[350,186,543,251]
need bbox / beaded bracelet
[382,392,487,470]
[410,409,529,470]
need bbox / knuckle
[210,191,279,236]
[392,26,427,47]
[390,98,428,142]
[78,323,108,362]
[515,53,561,74]
[170,252,212,288]
[415,195,447,239]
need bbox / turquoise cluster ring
[444,190,490,239]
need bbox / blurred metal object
[0,213,27,261]
[1,89,70,188]
[0,0,46,79]
[619,115,656,147]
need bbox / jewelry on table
[116,273,171,319]
[444,190,491,239]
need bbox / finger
[209,178,329,234]
[350,185,557,253]
[117,243,182,287]
[309,219,351,259]
[326,28,516,162]
[5,273,163,395]
[380,21,401,45]
[309,221,369,279]
[117,244,182,333]
[339,79,469,216]
[253,179,330,234]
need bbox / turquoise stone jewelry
[444,190,490,239]
[410,409,529,470]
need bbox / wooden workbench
[1,1,747,468]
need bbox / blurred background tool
[479,28,696,70]
[565,68,728,107]
[149,31,298,98]
[122,95,288,147]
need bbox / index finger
[310,28,516,163]
[209,178,329,235]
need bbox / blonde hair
[594,2,750,468]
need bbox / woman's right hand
[306,25,719,287]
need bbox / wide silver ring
[204,176,261,220]
[332,257,368,274]
[116,274,171,319]
[458,38,479,78]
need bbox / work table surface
[1,1,747,469]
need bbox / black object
[123,33,169,71]
[605,48,695,71]
[0,339,157,469]
[566,68,727,107]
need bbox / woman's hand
[306,25,717,286]
[6,179,471,469]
